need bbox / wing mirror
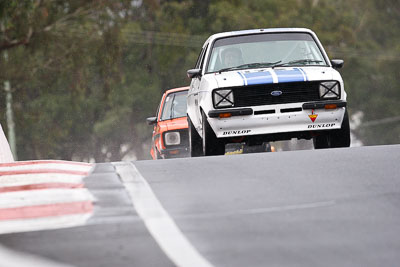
[146,117,157,125]
[187,68,202,79]
[331,59,344,69]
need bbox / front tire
[202,111,225,156]
[188,116,203,157]
[330,109,351,148]
[313,109,351,149]
[313,134,330,149]
[155,148,162,159]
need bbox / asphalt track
[0,144,399,267]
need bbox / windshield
[160,90,188,120]
[206,32,327,73]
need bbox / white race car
[187,28,350,156]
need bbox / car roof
[203,28,316,48]
[164,86,189,94]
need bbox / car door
[188,44,208,132]
[151,95,164,158]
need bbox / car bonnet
[165,116,188,131]
[212,67,335,88]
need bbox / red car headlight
[165,132,181,145]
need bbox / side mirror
[331,59,344,69]
[187,68,202,79]
[146,117,157,125]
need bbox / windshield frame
[204,31,330,74]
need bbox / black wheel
[188,116,203,157]
[154,147,162,160]
[313,134,330,149]
[202,111,225,156]
[313,109,351,149]
[330,109,351,148]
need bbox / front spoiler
[207,102,346,138]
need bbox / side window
[199,44,208,70]
[155,103,160,120]
[156,94,165,120]
[195,44,209,69]
[195,47,205,69]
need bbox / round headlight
[165,132,180,145]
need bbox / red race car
[147,87,189,159]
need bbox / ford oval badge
[271,90,282,96]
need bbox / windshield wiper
[273,59,324,68]
[218,61,282,73]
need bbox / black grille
[231,81,320,107]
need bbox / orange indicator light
[219,113,232,118]
[324,104,337,109]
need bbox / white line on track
[0,162,93,173]
[0,244,76,267]
[0,173,84,187]
[0,188,94,209]
[0,213,92,235]
[113,162,214,267]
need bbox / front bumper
[207,101,347,138]
[160,147,189,159]
[302,100,347,110]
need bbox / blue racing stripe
[275,69,304,83]
[243,71,273,85]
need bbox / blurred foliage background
[0,0,399,161]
